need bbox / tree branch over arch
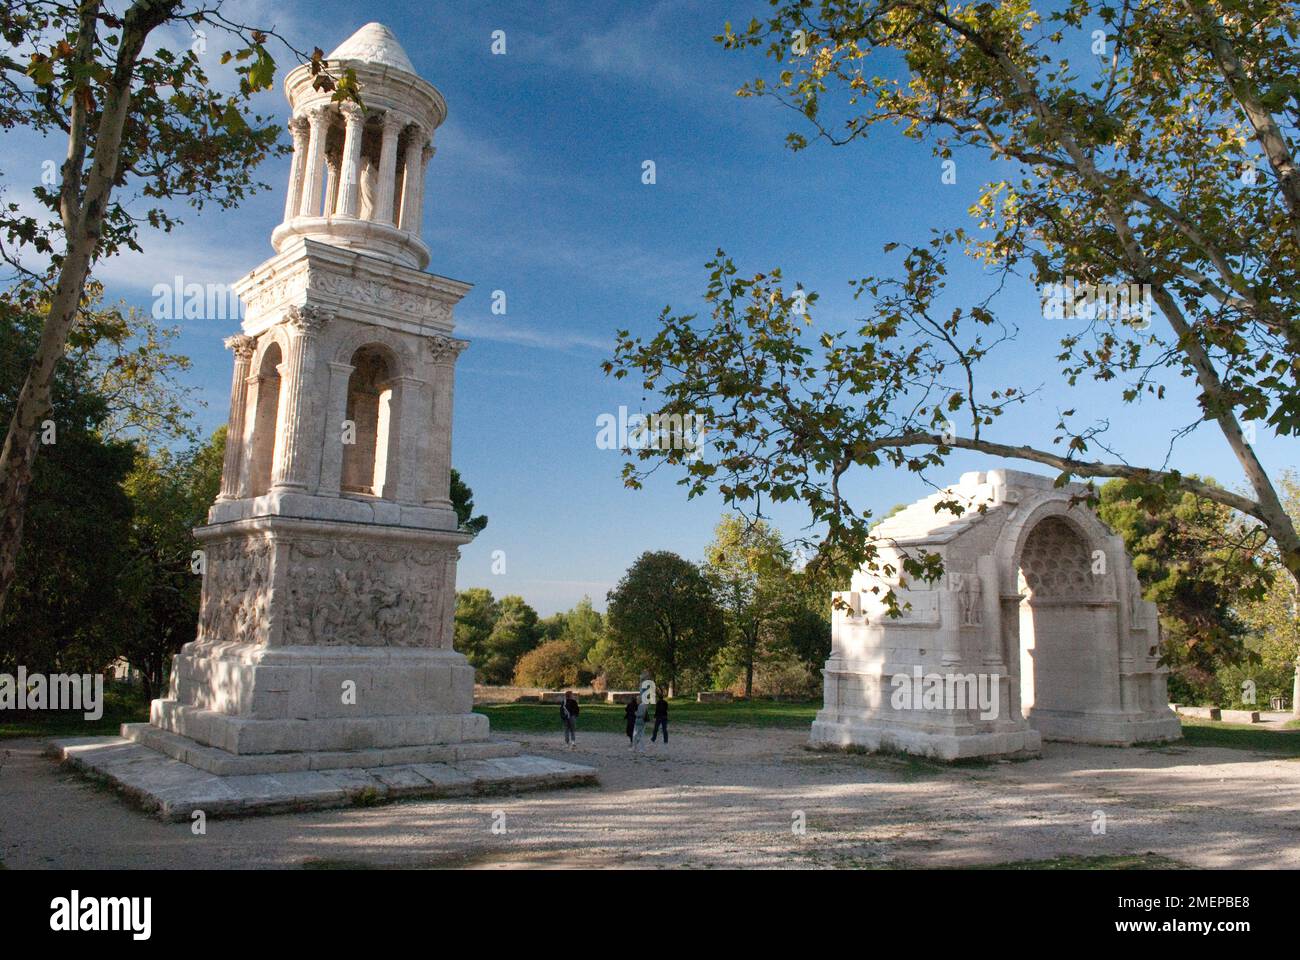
[605,0,1300,588]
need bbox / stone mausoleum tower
[99,25,595,806]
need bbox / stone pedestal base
[162,641,486,759]
[810,711,1042,761]
[122,721,520,776]
[48,735,597,821]
[1027,707,1182,745]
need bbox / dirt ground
[2,724,1297,869]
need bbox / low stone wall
[1175,705,1221,720]
[474,685,597,704]
[1221,709,1260,724]
[697,691,734,703]
[606,691,639,704]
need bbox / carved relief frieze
[280,538,450,647]
[198,538,274,644]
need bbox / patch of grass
[475,698,820,733]
[976,853,1187,870]
[1178,718,1300,756]
[0,684,149,740]
[350,786,384,807]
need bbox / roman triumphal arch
[810,469,1182,759]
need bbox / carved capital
[306,104,334,128]
[224,334,257,360]
[285,303,333,334]
[379,110,405,139]
[425,335,469,364]
[286,303,332,333]
[339,102,367,129]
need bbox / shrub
[512,639,582,689]
[742,655,821,699]
[1167,665,1217,706]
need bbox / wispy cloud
[91,231,267,294]
[529,0,738,101]
[434,116,533,186]
[455,314,610,352]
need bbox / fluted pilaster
[375,114,401,225]
[426,335,468,505]
[336,104,367,218]
[217,335,257,500]
[398,128,425,231]
[297,106,331,218]
[412,144,435,235]
[282,118,309,223]
[270,305,331,491]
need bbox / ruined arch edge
[810,468,1183,761]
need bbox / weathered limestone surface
[812,469,1182,760]
[53,23,596,810]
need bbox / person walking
[651,694,668,744]
[632,698,648,754]
[624,697,638,748]
[560,690,580,749]
[632,670,653,754]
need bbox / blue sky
[5,0,1295,614]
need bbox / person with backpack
[560,690,580,749]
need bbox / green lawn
[0,691,817,740]
[0,685,149,740]
[1174,717,1300,756]
[11,689,1294,762]
[475,698,820,733]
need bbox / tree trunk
[744,637,755,700]
[0,0,176,616]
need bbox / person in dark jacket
[624,698,638,746]
[651,695,669,744]
[560,691,580,749]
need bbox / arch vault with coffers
[810,469,1183,760]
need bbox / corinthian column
[425,335,468,505]
[398,128,425,231]
[412,144,435,235]
[282,117,309,224]
[374,113,401,224]
[323,151,340,217]
[297,106,331,218]
[270,305,331,492]
[217,335,257,500]
[336,103,367,217]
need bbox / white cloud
[455,314,609,352]
[90,230,266,294]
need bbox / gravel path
[2,725,1297,869]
